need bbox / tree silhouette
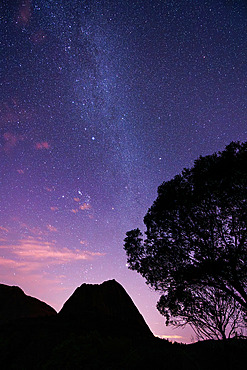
[157,285,245,340]
[124,141,247,338]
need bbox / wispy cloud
[47,224,58,233]
[0,226,9,233]
[50,206,59,212]
[16,0,32,27]
[2,132,23,153]
[35,142,50,150]
[17,169,24,174]
[0,257,24,268]
[71,202,92,214]
[19,223,43,236]
[79,203,91,211]
[0,237,105,272]
[19,222,57,236]
[80,240,88,246]
[45,187,55,192]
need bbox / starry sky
[1,0,247,343]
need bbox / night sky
[1,0,247,343]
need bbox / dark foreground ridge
[0,283,56,324]
[0,281,246,370]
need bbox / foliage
[124,141,247,339]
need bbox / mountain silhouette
[0,283,56,324]
[58,279,153,337]
[0,281,246,369]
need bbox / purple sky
[1,0,247,343]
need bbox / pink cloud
[80,240,88,246]
[47,224,58,233]
[0,227,105,310]
[35,142,50,150]
[45,187,55,192]
[4,132,17,144]
[0,256,27,269]
[20,223,43,236]
[0,226,9,233]
[0,237,105,269]
[17,169,24,174]
[79,203,91,211]
[16,0,32,27]
[50,207,59,212]
[2,132,23,153]
[0,235,107,311]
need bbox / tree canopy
[124,141,247,339]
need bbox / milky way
[1,0,247,342]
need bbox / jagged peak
[58,279,153,337]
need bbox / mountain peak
[59,279,153,337]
